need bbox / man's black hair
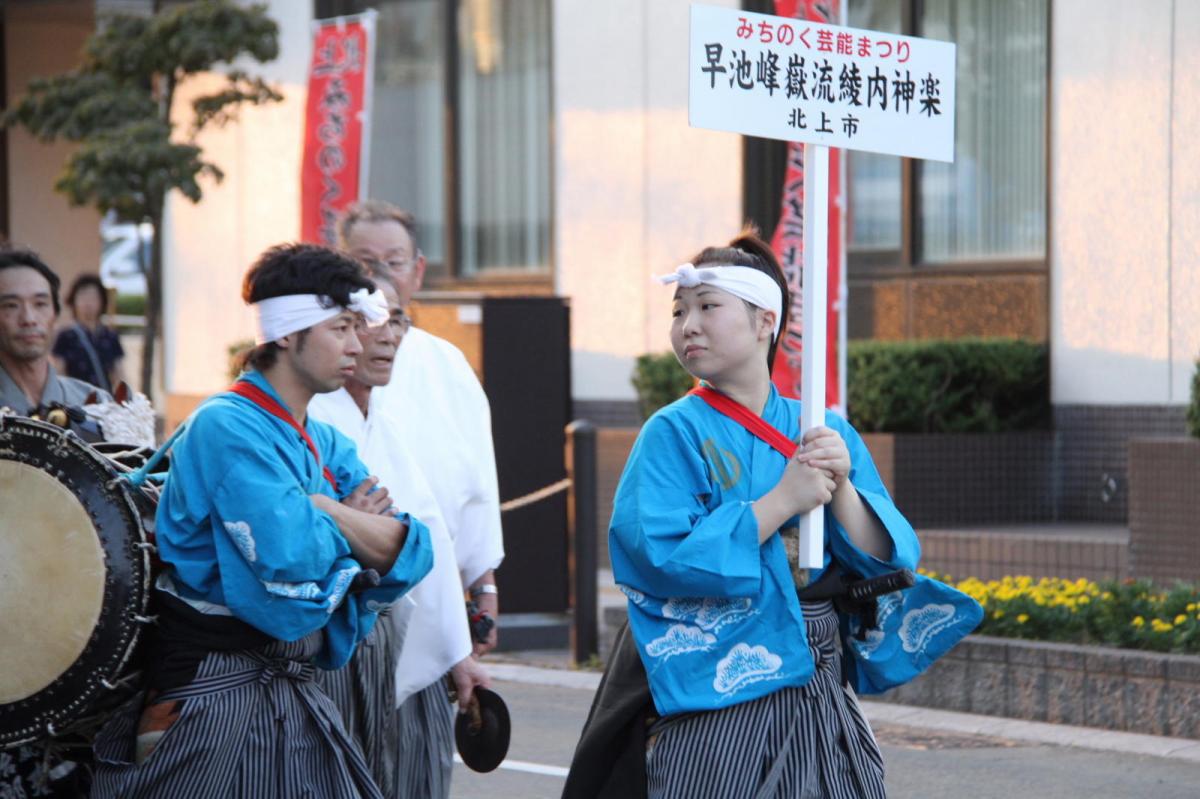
[66,274,108,315]
[0,247,61,315]
[239,243,371,373]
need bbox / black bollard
[566,419,599,663]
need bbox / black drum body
[0,415,154,748]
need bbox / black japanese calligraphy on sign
[811,59,835,103]
[838,63,862,106]
[867,66,887,111]
[703,43,728,88]
[729,48,754,90]
[757,51,781,96]
[694,19,953,157]
[786,55,808,100]
[920,72,942,116]
[892,70,915,114]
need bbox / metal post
[566,419,598,663]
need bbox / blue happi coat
[155,370,433,669]
[612,386,947,716]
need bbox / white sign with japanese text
[689,4,956,162]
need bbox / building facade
[2,0,1197,521]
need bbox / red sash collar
[227,381,339,493]
[689,385,798,459]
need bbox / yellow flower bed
[921,571,1200,654]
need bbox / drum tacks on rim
[0,414,155,749]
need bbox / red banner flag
[770,0,845,412]
[301,15,375,246]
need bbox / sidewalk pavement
[484,660,1200,764]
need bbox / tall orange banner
[770,0,844,411]
[301,14,375,246]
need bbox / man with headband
[91,244,433,799]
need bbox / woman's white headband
[657,263,784,338]
[252,288,389,345]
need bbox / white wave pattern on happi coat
[325,567,359,614]
[262,579,324,600]
[712,642,784,696]
[663,596,757,633]
[619,585,647,606]
[853,592,901,659]
[644,624,718,660]
[898,603,958,654]
[224,521,257,563]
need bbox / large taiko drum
[0,414,155,748]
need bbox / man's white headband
[657,263,784,338]
[252,288,389,345]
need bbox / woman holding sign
[583,230,978,798]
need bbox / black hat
[455,687,511,773]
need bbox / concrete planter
[1128,438,1200,584]
[860,431,1055,527]
[881,635,1200,739]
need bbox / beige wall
[161,0,744,403]
[4,0,102,291]
[554,0,743,401]
[162,0,311,397]
[1169,0,1200,405]
[1051,0,1199,405]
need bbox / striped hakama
[316,615,400,797]
[316,612,456,799]
[393,680,456,799]
[91,632,382,799]
[645,600,886,799]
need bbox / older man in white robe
[309,270,490,799]
[338,202,505,647]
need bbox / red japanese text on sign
[301,18,371,246]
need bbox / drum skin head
[0,416,151,747]
[0,461,107,702]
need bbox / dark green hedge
[846,338,1049,433]
[631,352,694,421]
[1189,358,1200,439]
[629,338,1049,432]
[114,294,146,317]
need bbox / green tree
[3,0,282,399]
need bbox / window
[847,0,1048,269]
[316,0,553,281]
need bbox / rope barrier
[499,477,572,513]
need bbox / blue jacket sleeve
[609,413,762,599]
[185,408,355,644]
[825,413,921,576]
[317,511,433,669]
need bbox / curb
[485,662,1200,762]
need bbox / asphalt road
[450,678,1200,799]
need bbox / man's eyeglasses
[358,252,421,275]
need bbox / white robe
[308,387,473,704]
[375,326,505,588]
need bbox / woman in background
[53,274,124,393]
